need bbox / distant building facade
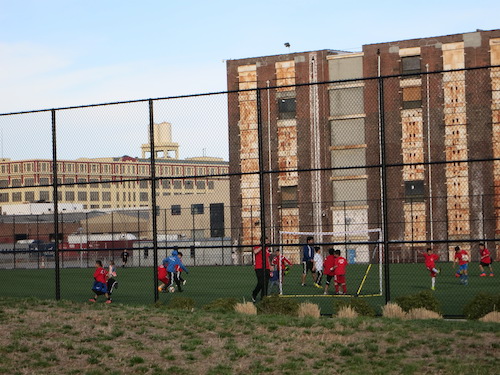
[227,29,500,261]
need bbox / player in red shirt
[157,264,170,292]
[333,249,348,295]
[252,237,271,302]
[89,260,111,303]
[323,248,336,295]
[271,249,292,278]
[478,243,494,277]
[453,246,470,285]
[422,247,440,290]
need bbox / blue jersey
[164,251,188,273]
[302,245,314,262]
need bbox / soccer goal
[277,229,383,298]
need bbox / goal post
[277,229,383,297]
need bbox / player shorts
[426,267,437,277]
[302,260,313,274]
[335,275,346,284]
[159,277,169,285]
[458,264,468,273]
[480,261,492,267]
[325,275,334,285]
[92,281,108,295]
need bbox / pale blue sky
[0,0,498,160]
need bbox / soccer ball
[168,286,175,293]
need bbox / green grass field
[0,262,498,315]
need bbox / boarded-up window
[329,87,364,116]
[332,179,367,204]
[281,185,298,208]
[331,118,365,146]
[402,56,421,75]
[331,148,366,177]
[402,86,422,109]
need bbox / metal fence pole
[148,99,159,302]
[378,74,390,304]
[257,88,268,298]
[51,109,61,300]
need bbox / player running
[323,248,336,295]
[313,247,324,289]
[89,260,112,303]
[422,247,440,290]
[478,243,494,277]
[453,246,470,285]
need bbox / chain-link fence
[1,66,499,316]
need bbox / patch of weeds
[340,347,353,356]
[334,298,376,317]
[207,363,232,375]
[167,366,189,375]
[394,290,441,314]
[202,298,238,313]
[201,347,214,357]
[218,331,234,338]
[180,338,203,352]
[87,356,100,365]
[258,295,299,316]
[165,296,195,311]
[128,356,145,366]
[249,360,273,373]
[184,353,196,362]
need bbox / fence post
[148,99,159,302]
[378,71,390,304]
[51,109,61,300]
[256,87,268,298]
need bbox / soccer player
[121,250,129,268]
[89,260,111,303]
[453,246,470,285]
[478,243,494,277]
[271,248,292,280]
[176,251,187,286]
[301,236,315,286]
[164,249,188,292]
[323,248,336,295]
[252,237,271,302]
[157,263,169,292]
[106,260,118,297]
[313,247,324,289]
[422,247,440,290]
[333,249,348,295]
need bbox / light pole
[78,227,83,268]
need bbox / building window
[405,180,425,202]
[102,192,111,201]
[185,180,194,189]
[77,178,86,188]
[25,191,35,202]
[162,180,171,189]
[64,177,75,184]
[79,164,86,173]
[0,180,7,188]
[0,193,8,202]
[11,179,21,187]
[208,181,214,190]
[39,177,50,185]
[139,180,148,189]
[12,192,22,202]
[402,56,421,76]
[24,178,35,187]
[171,205,181,215]
[90,192,99,201]
[278,98,296,119]
[191,204,204,215]
[65,191,75,201]
[281,185,298,208]
[24,163,33,172]
[402,86,422,109]
[186,167,193,176]
[40,191,50,201]
[140,192,148,201]
[173,180,182,189]
[78,191,87,201]
[196,180,205,189]
[101,182,111,188]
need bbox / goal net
[277,229,383,297]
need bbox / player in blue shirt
[301,236,315,286]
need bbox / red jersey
[253,246,271,270]
[272,254,292,271]
[454,250,469,265]
[324,255,336,276]
[157,265,167,279]
[423,253,439,269]
[333,256,347,275]
[480,248,491,263]
[93,267,107,283]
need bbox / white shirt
[313,253,323,271]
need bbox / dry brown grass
[297,302,321,318]
[234,301,257,315]
[382,303,407,319]
[336,306,358,319]
[479,311,500,323]
[407,308,442,320]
